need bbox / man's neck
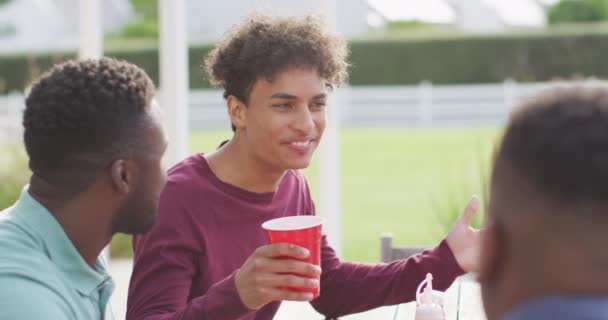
[29,179,113,267]
[205,139,286,193]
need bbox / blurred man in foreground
[480,85,608,320]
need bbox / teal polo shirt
[0,188,115,320]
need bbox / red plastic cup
[262,215,325,298]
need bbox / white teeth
[291,141,309,147]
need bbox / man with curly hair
[127,13,480,320]
[0,58,168,320]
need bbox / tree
[548,0,608,24]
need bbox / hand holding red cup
[262,215,325,298]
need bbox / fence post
[0,93,23,141]
[380,233,393,263]
[159,0,189,168]
[78,0,102,59]
[318,0,342,256]
[503,78,516,111]
[319,83,342,257]
[418,81,433,127]
[586,76,601,85]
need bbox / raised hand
[445,195,483,272]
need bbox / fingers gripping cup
[262,215,325,298]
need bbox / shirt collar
[12,186,113,296]
[506,296,608,320]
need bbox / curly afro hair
[204,12,350,104]
[23,58,155,191]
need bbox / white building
[184,0,382,42]
[0,0,383,54]
[0,0,133,53]
[448,0,547,32]
[368,0,549,33]
[0,0,554,54]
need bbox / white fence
[1,80,605,137]
[0,93,24,140]
[184,80,604,129]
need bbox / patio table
[275,274,486,320]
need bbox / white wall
[0,0,133,53]
[186,0,371,42]
[445,0,506,33]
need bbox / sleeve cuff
[430,239,466,289]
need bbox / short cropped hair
[497,85,608,204]
[23,58,155,193]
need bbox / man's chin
[287,160,312,170]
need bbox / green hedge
[0,44,215,93]
[3,30,608,93]
[349,31,608,85]
[548,0,608,24]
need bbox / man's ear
[109,159,137,195]
[227,95,247,130]
[478,219,504,284]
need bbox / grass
[0,128,499,261]
[185,127,500,262]
[0,142,29,210]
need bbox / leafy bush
[430,139,492,235]
[110,234,133,258]
[131,0,157,21]
[386,20,443,31]
[108,18,158,39]
[0,142,30,210]
[108,0,158,40]
[0,53,75,94]
[548,0,608,24]
[108,0,159,40]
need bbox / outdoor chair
[380,232,429,263]
[323,233,429,320]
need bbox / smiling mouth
[290,140,312,147]
[284,139,318,153]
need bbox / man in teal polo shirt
[0,58,168,319]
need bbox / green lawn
[4,127,501,261]
[187,127,500,262]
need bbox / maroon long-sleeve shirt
[126,154,464,320]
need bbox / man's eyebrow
[270,93,327,99]
[270,93,297,99]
